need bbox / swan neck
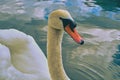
[47,27,69,80]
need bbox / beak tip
[79,40,84,45]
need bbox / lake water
[0,0,120,80]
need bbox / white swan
[0,9,84,80]
[0,29,50,80]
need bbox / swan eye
[59,17,77,32]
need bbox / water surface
[0,0,120,80]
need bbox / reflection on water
[0,0,120,21]
[63,25,120,80]
[0,0,120,80]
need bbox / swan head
[48,9,84,45]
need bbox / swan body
[0,9,84,80]
[0,29,50,80]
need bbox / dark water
[0,0,120,80]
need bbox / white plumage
[0,29,50,80]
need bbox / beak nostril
[80,40,84,45]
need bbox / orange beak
[65,25,84,45]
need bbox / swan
[0,9,84,80]
[0,29,50,80]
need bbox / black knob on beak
[80,40,84,45]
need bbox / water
[0,0,120,80]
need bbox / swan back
[0,29,50,80]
